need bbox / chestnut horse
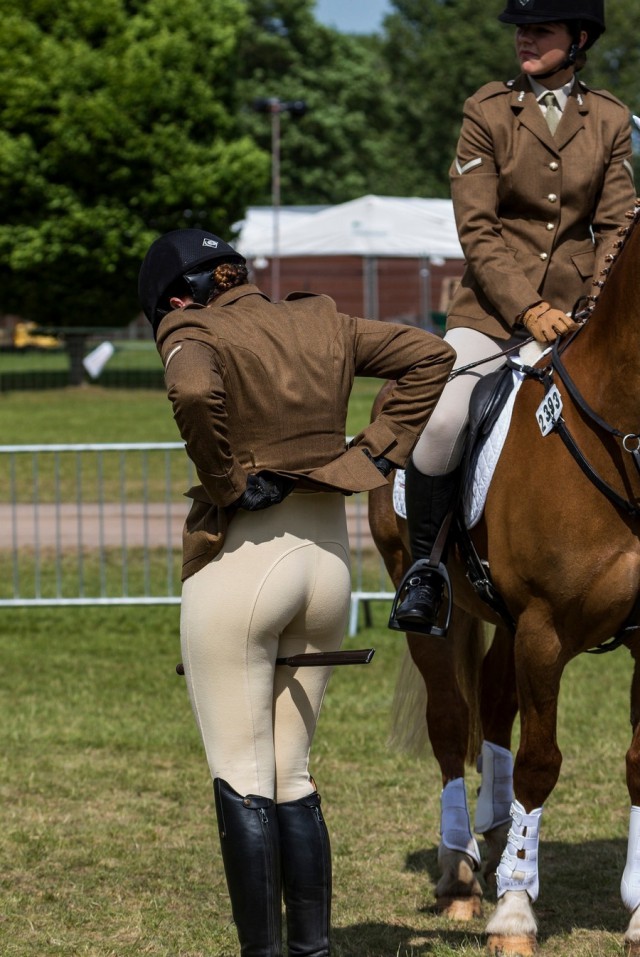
[369,201,640,954]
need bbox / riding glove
[520,301,579,343]
[235,471,296,511]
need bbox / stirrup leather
[388,558,452,637]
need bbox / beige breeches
[180,493,351,804]
[412,326,513,476]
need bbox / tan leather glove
[520,301,579,343]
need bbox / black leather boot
[391,461,459,633]
[277,791,331,957]
[214,778,283,957]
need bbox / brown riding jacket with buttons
[156,286,456,579]
[447,74,636,340]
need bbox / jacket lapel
[553,86,588,150]
[510,77,558,152]
[510,76,588,154]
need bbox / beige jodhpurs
[180,492,351,804]
[412,326,515,476]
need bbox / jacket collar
[508,73,588,153]
[210,283,271,307]
[155,284,270,349]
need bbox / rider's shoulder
[577,80,629,112]
[472,80,518,103]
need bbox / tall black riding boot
[277,791,331,957]
[392,460,459,632]
[214,777,283,957]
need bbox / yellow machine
[12,320,62,350]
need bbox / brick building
[236,195,465,333]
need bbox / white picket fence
[0,442,393,634]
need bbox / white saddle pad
[393,343,545,529]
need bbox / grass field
[1,386,638,955]
[0,602,635,957]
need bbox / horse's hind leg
[476,625,518,891]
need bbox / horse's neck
[568,214,640,414]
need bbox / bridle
[521,318,640,520]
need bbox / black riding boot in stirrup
[214,778,283,957]
[390,461,459,635]
[277,791,331,957]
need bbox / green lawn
[0,603,634,956]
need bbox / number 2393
[536,384,563,437]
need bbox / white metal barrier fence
[0,443,393,634]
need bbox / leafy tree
[237,0,404,205]
[0,0,268,338]
[584,2,640,181]
[382,0,514,197]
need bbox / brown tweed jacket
[156,286,455,578]
[447,74,636,340]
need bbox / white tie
[542,92,561,135]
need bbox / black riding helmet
[498,0,605,68]
[138,228,246,336]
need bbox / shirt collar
[527,75,575,111]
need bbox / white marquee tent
[236,194,464,260]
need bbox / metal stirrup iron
[388,510,454,637]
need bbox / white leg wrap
[621,806,640,911]
[495,800,542,902]
[441,777,481,868]
[475,740,514,834]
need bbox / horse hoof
[487,933,536,956]
[625,941,640,957]
[437,895,482,920]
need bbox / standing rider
[392,0,636,635]
[138,228,455,956]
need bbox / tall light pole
[252,97,307,301]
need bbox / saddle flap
[461,366,517,527]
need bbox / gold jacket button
[546,222,555,230]
[547,193,557,203]
[539,252,549,261]
[549,161,559,171]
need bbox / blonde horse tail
[388,615,491,765]
[388,642,430,755]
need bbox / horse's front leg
[486,616,564,956]
[621,640,640,954]
[408,615,482,918]
[476,625,518,891]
